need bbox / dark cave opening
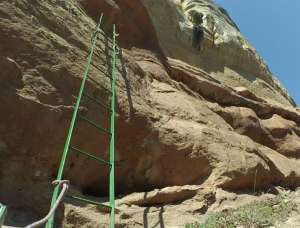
[192,24,204,51]
[82,186,109,198]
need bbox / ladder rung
[90,62,113,80]
[95,44,114,59]
[98,30,113,44]
[83,92,112,112]
[100,27,113,36]
[93,53,114,69]
[100,23,114,35]
[86,74,113,94]
[95,43,113,55]
[102,17,114,27]
[77,114,112,135]
[97,38,114,51]
[91,30,98,41]
[65,195,112,209]
[69,146,111,166]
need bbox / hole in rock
[69,162,75,169]
[82,186,108,197]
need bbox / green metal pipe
[93,52,114,69]
[90,62,113,79]
[98,30,113,42]
[82,92,112,112]
[91,16,105,40]
[95,44,114,59]
[97,38,114,51]
[100,23,114,35]
[65,195,111,209]
[0,205,7,227]
[69,146,111,166]
[77,114,112,135]
[86,74,113,94]
[109,24,116,228]
[95,43,113,55]
[45,14,104,228]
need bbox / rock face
[1,0,300,227]
[141,0,296,108]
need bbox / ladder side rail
[109,23,116,228]
[45,13,104,228]
[0,205,7,227]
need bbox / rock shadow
[115,48,134,117]
[143,205,165,228]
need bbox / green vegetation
[185,194,300,228]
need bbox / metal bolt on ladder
[45,14,116,228]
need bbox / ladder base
[0,205,7,228]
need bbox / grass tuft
[186,194,300,228]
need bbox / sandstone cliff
[1,0,300,227]
[142,0,297,108]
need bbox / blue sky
[212,0,300,107]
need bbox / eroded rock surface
[0,0,300,227]
[141,0,296,108]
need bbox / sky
[212,0,300,107]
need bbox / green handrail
[45,13,116,228]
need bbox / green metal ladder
[46,14,116,228]
[0,204,7,228]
